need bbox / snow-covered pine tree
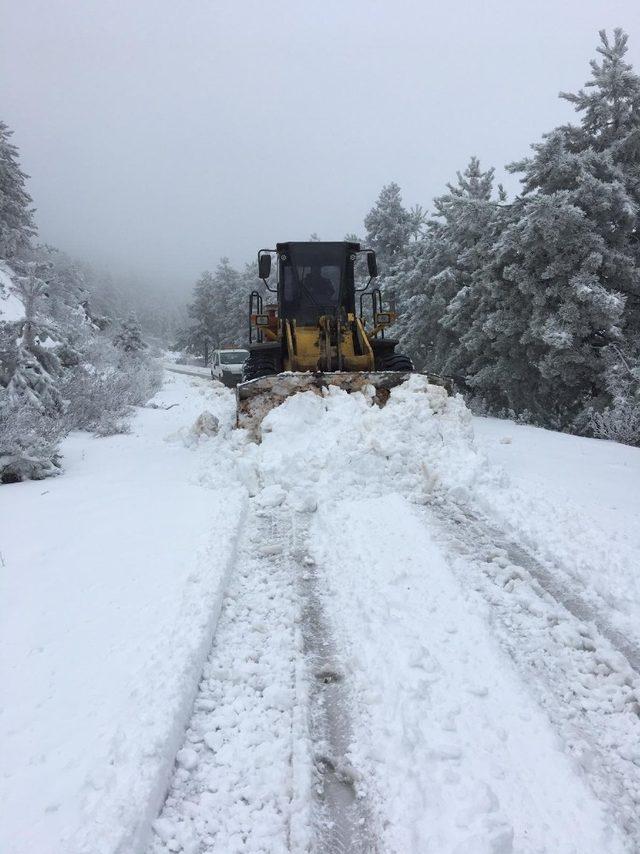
[0,263,65,482]
[408,204,427,242]
[559,28,640,434]
[113,311,147,353]
[468,188,625,422]
[212,258,244,348]
[389,158,503,376]
[6,263,64,416]
[184,270,216,361]
[364,182,412,275]
[180,259,247,361]
[0,121,36,259]
[504,29,640,427]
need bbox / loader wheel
[372,339,396,371]
[242,353,279,382]
[383,353,414,372]
[372,340,413,372]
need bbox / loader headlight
[255,314,269,326]
[376,312,391,325]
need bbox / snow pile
[252,374,489,505]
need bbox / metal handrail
[249,291,263,344]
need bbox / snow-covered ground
[0,374,243,854]
[3,371,640,853]
[472,417,640,652]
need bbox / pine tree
[559,29,640,156]
[114,312,147,353]
[185,270,216,360]
[0,121,37,259]
[390,158,502,375]
[181,259,248,361]
[469,191,624,421]
[212,258,244,347]
[503,29,640,425]
[5,264,64,417]
[364,182,412,274]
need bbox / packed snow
[3,370,639,853]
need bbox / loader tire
[242,354,279,382]
[383,353,414,372]
[372,339,396,371]
[372,339,413,372]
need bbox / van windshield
[219,351,248,365]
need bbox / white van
[210,349,249,386]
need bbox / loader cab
[276,242,360,326]
[275,241,360,326]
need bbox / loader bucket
[236,371,449,434]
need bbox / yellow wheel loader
[237,241,429,429]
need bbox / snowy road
[148,376,637,853]
[3,371,640,853]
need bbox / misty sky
[1,0,639,293]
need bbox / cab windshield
[219,350,248,365]
[281,244,346,323]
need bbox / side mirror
[367,252,378,278]
[258,252,271,280]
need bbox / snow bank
[0,374,245,854]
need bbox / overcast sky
[1,0,639,293]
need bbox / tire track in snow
[425,498,640,846]
[147,506,299,854]
[460,504,640,672]
[287,510,378,854]
[147,501,376,853]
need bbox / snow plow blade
[236,371,451,432]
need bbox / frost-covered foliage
[0,122,36,259]
[0,393,63,483]
[178,258,262,361]
[0,119,162,483]
[379,29,640,436]
[62,346,162,437]
[364,182,412,275]
[114,312,147,353]
[589,345,640,446]
[389,158,504,376]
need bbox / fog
[1,0,638,295]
